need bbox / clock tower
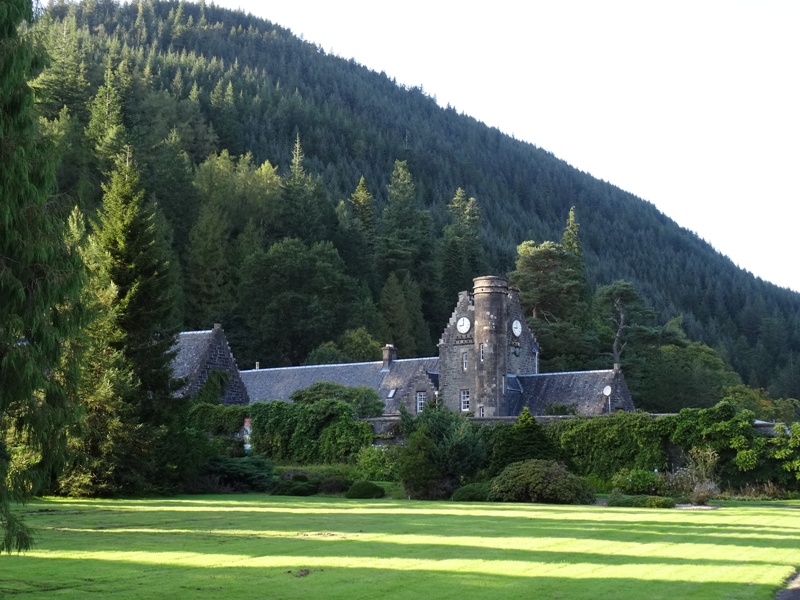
[438,276,538,417]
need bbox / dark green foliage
[550,412,671,479]
[318,476,353,495]
[451,481,491,502]
[345,480,385,499]
[271,480,318,496]
[238,238,355,366]
[488,460,595,505]
[397,427,446,500]
[355,445,401,482]
[33,0,800,394]
[670,401,784,488]
[93,148,180,424]
[289,382,384,419]
[606,492,676,509]
[546,403,800,493]
[248,400,372,464]
[199,456,273,493]
[186,402,247,436]
[397,407,487,500]
[1,0,86,551]
[487,408,560,474]
[611,468,665,496]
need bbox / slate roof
[241,357,440,405]
[517,369,633,416]
[172,330,215,389]
[171,327,249,404]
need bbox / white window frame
[460,389,470,411]
[416,391,427,413]
[480,343,485,362]
[462,351,468,371]
[479,406,485,418]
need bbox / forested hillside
[35,0,800,402]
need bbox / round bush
[451,482,490,502]
[607,492,675,509]
[488,460,594,505]
[318,476,353,494]
[271,480,318,496]
[345,480,385,499]
[611,468,664,495]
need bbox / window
[460,389,470,411]
[416,391,427,413]
[387,389,396,399]
[480,344,485,362]
[479,406,485,418]
[462,352,468,370]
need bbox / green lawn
[2,495,799,599]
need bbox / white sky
[210,0,800,293]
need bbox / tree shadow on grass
[1,557,787,600]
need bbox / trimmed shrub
[345,480,385,499]
[198,456,273,493]
[611,468,665,495]
[644,495,676,509]
[606,492,675,508]
[488,460,594,505]
[271,480,318,496]
[318,476,353,494]
[452,482,491,502]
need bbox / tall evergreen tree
[0,0,85,552]
[377,160,422,279]
[184,202,236,330]
[379,273,416,357]
[59,210,147,497]
[277,135,334,243]
[439,188,485,307]
[93,147,179,426]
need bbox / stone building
[171,323,249,405]
[238,276,634,416]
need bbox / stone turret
[472,276,509,416]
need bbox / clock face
[512,319,522,337]
[456,316,471,334]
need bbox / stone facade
[235,274,633,417]
[172,324,249,405]
[439,276,539,417]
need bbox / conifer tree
[93,147,179,426]
[278,135,334,243]
[377,160,422,279]
[348,176,376,249]
[184,202,236,329]
[1,0,85,551]
[59,210,147,497]
[379,273,416,357]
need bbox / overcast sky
[209,0,800,292]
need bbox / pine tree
[93,147,179,426]
[0,0,85,552]
[348,176,376,249]
[377,160,422,279]
[379,273,416,357]
[59,209,147,497]
[184,202,236,329]
[278,135,334,243]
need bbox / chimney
[382,344,397,371]
[255,362,260,370]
